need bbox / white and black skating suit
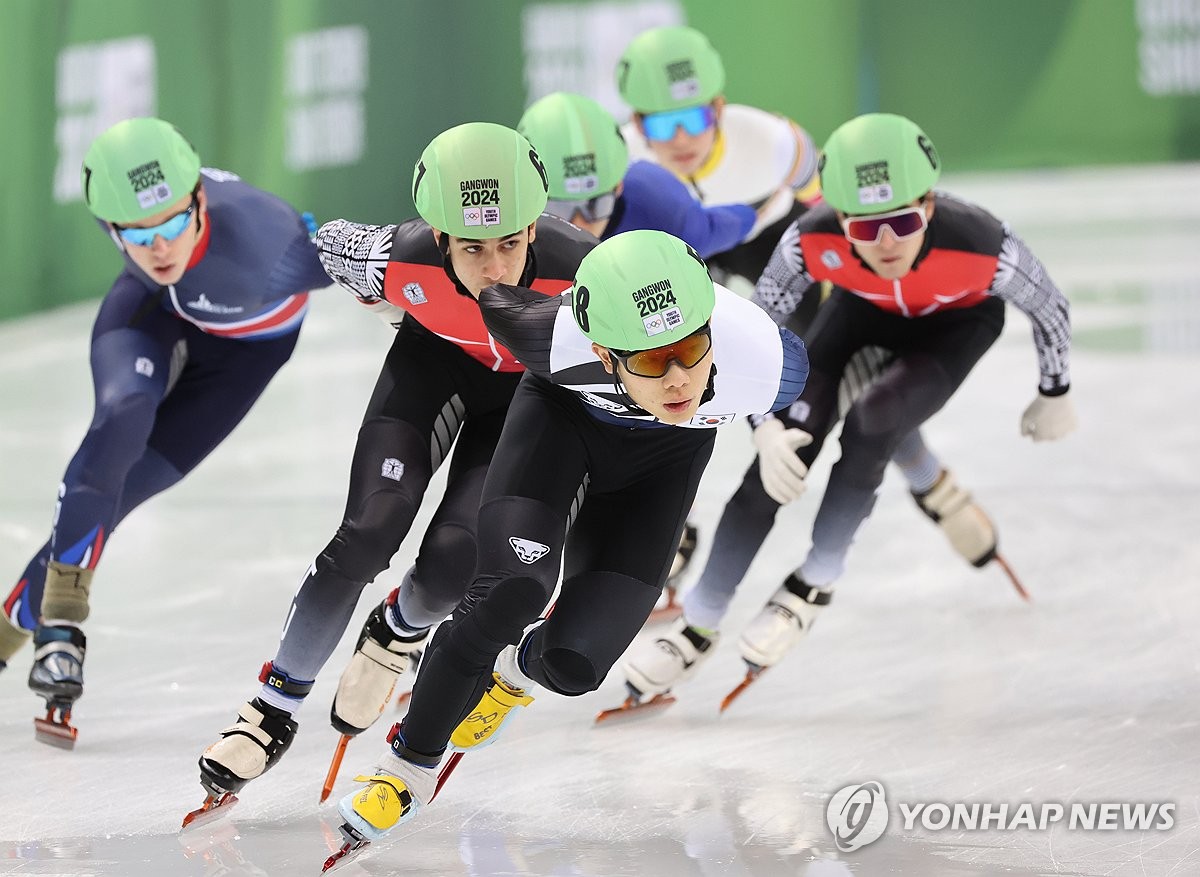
[624,103,820,285]
[3,169,328,637]
[686,193,1072,625]
[265,215,596,687]
[390,283,808,758]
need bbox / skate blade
[181,793,239,831]
[33,709,78,750]
[322,828,370,873]
[993,553,1032,602]
[644,587,681,626]
[644,604,683,625]
[177,815,239,857]
[320,733,353,804]
[594,693,676,724]
[430,751,464,803]
[719,666,767,714]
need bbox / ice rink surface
[1,165,1198,876]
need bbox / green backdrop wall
[2,0,1197,318]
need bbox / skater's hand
[1020,390,1077,442]
[753,418,812,504]
[360,298,406,329]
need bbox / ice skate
[321,590,428,803]
[449,644,535,751]
[186,692,302,829]
[28,623,86,749]
[597,618,717,723]
[722,576,831,712]
[331,589,428,737]
[913,469,1030,600]
[324,724,439,872]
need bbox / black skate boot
[28,623,86,748]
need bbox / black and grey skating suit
[392,283,808,757]
[265,215,596,686]
[685,192,1072,626]
[3,170,328,635]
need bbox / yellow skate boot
[449,634,539,751]
[336,723,437,842]
[449,672,534,751]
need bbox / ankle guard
[42,562,93,624]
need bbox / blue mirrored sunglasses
[114,197,197,247]
[640,105,717,142]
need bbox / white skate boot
[332,588,428,736]
[198,695,302,797]
[622,616,719,699]
[738,575,832,669]
[912,468,997,567]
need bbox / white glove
[359,297,406,329]
[1020,390,1078,441]
[753,418,814,505]
[746,185,797,242]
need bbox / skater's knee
[412,521,476,609]
[464,575,550,643]
[321,509,417,583]
[77,392,158,478]
[845,384,907,439]
[535,647,601,696]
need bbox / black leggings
[400,374,716,756]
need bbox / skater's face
[839,197,934,281]
[438,224,537,299]
[593,328,715,425]
[637,98,724,178]
[111,185,206,286]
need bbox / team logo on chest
[821,250,843,270]
[402,282,427,305]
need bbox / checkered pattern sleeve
[990,226,1072,393]
[751,221,818,325]
[313,219,396,304]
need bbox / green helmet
[412,122,549,238]
[818,113,941,215]
[571,229,715,351]
[616,26,726,114]
[81,117,201,224]
[517,92,628,200]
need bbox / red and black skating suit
[265,214,596,687]
[690,191,1071,613]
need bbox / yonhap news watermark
[825,781,1176,852]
